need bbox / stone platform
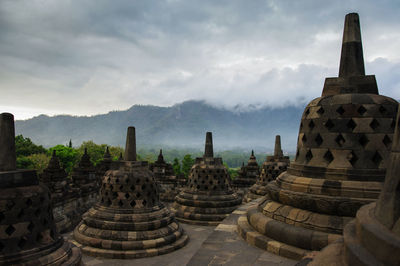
[64,202,297,266]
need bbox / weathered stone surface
[150,150,186,202]
[172,132,242,225]
[73,127,188,259]
[40,150,80,233]
[72,148,98,213]
[239,13,398,260]
[245,135,290,202]
[233,151,260,198]
[0,113,81,265]
[310,103,400,266]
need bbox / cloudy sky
[1,0,399,120]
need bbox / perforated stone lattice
[294,94,398,170]
[0,184,58,254]
[186,164,230,192]
[99,167,159,209]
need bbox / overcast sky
[1,0,399,120]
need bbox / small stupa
[150,149,182,202]
[40,150,79,233]
[73,126,188,258]
[237,13,399,260]
[233,151,260,189]
[0,113,81,265]
[244,135,289,202]
[172,132,242,225]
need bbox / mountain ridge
[15,100,305,152]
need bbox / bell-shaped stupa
[310,104,400,266]
[0,113,81,265]
[40,150,80,233]
[237,13,399,260]
[172,132,242,225]
[233,150,260,189]
[73,127,188,259]
[245,136,290,202]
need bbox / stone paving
[64,201,297,265]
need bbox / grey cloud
[0,0,399,119]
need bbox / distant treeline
[15,135,294,179]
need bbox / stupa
[310,103,400,266]
[150,149,182,202]
[237,13,399,260]
[73,127,188,258]
[40,150,79,233]
[95,147,113,186]
[0,113,81,265]
[72,148,98,212]
[233,150,259,189]
[244,135,289,202]
[172,132,242,225]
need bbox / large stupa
[237,13,399,260]
[73,127,188,259]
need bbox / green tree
[48,145,79,173]
[79,141,125,165]
[15,135,46,157]
[181,154,194,178]
[172,158,181,176]
[16,156,35,170]
[27,153,51,174]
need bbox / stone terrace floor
[64,201,297,266]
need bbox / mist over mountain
[15,101,304,153]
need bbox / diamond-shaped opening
[18,237,27,249]
[112,192,118,198]
[130,200,136,207]
[39,196,45,203]
[357,105,367,115]
[124,193,130,199]
[383,135,392,148]
[370,119,380,130]
[115,178,119,183]
[109,185,113,190]
[0,212,4,222]
[317,107,325,115]
[305,150,313,162]
[325,119,334,130]
[315,134,323,146]
[302,134,307,143]
[42,218,48,226]
[34,209,41,217]
[347,119,357,131]
[118,200,123,207]
[305,108,310,116]
[348,151,358,166]
[136,192,141,198]
[308,120,315,130]
[136,178,140,184]
[27,222,34,232]
[336,106,345,115]
[141,184,146,190]
[107,198,112,206]
[130,185,135,191]
[300,122,303,130]
[5,225,16,236]
[372,151,382,166]
[143,200,147,206]
[0,242,4,251]
[125,178,130,184]
[379,106,387,114]
[323,150,334,164]
[359,134,369,147]
[295,149,299,159]
[335,134,346,147]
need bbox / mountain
[15,101,305,152]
